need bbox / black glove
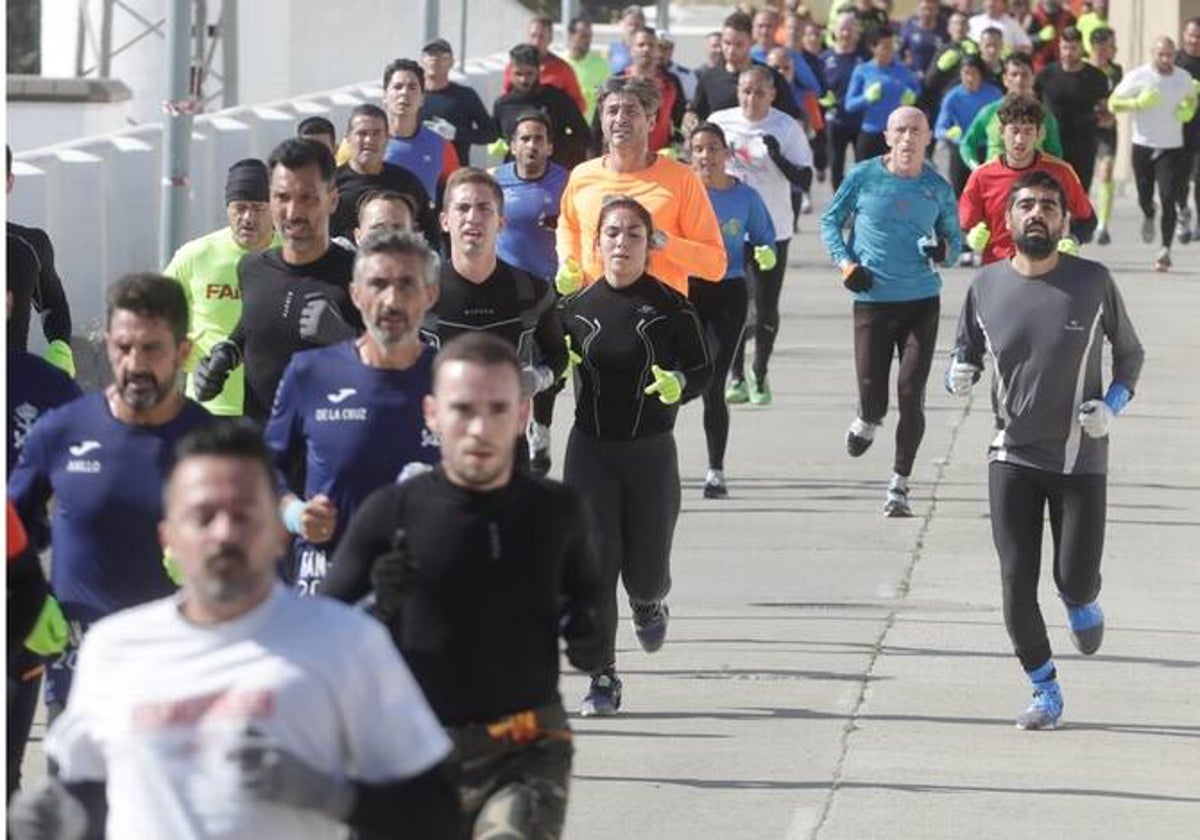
[560,604,606,673]
[192,340,240,402]
[370,529,416,623]
[920,236,948,263]
[763,134,781,157]
[299,293,356,345]
[539,214,559,231]
[841,264,874,293]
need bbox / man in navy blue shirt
[264,230,442,594]
[8,273,213,714]
[900,0,948,75]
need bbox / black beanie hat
[225,158,270,204]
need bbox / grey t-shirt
[954,254,1145,475]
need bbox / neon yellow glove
[936,50,961,72]
[901,89,917,106]
[864,81,883,103]
[1176,93,1198,123]
[962,39,979,56]
[752,245,777,271]
[25,595,69,657]
[1134,87,1162,110]
[657,145,681,160]
[966,222,991,252]
[487,137,510,158]
[945,125,963,142]
[818,91,838,108]
[1056,236,1080,256]
[644,365,683,404]
[163,549,183,585]
[561,334,583,381]
[1037,24,1056,42]
[44,339,76,379]
[555,257,583,295]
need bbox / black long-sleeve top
[561,274,711,441]
[322,468,602,726]
[7,222,73,350]
[493,86,592,171]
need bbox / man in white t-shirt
[1109,35,1200,271]
[709,65,813,406]
[9,421,457,840]
[969,0,1032,52]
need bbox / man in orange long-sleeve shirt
[960,94,1095,264]
[556,76,725,296]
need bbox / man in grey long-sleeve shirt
[947,170,1144,731]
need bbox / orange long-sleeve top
[556,155,726,295]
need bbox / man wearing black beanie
[163,158,279,416]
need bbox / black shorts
[1095,128,1118,159]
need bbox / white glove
[8,778,88,840]
[1078,399,1114,438]
[520,364,555,396]
[946,360,981,397]
[228,727,355,821]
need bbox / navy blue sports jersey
[7,349,81,477]
[494,161,569,282]
[263,340,440,593]
[7,392,213,623]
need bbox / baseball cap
[422,38,453,56]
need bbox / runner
[688,123,776,498]
[819,107,962,517]
[323,332,604,839]
[493,44,591,171]
[1036,26,1110,192]
[564,16,612,122]
[419,37,499,168]
[353,189,419,245]
[709,65,813,406]
[1086,26,1122,245]
[372,58,460,202]
[818,14,866,190]
[960,53,1064,171]
[934,55,1003,196]
[7,274,214,716]
[947,169,1144,729]
[844,28,922,161]
[1175,18,1200,244]
[164,158,280,416]
[1110,36,1200,271]
[560,196,712,716]
[501,13,588,116]
[263,231,441,595]
[10,420,457,838]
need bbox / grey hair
[353,229,440,287]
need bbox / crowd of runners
[5,0,1191,836]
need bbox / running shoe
[883,487,912,518]
[801,193,813,215]
[580,669,622,717]
[703,469,728,499]
[725,379,749,404]
[1015,683,1063,730]
[632,602,669,653]
[748,372,772,405]
[845,419,875,457]
[1066,599,1105,655]
[1155,248,1172,272]
[1141,214,1155,244]
[1096,227,1111,246]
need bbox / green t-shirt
[565,50,611,122]
[163,227,281,416]
[959,98,1063,169]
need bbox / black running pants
[732,239,791,385]
[689,277,749,470]
[1132,144,1185,247]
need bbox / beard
[118,371,170,411]
[197,544,262,604]
[1014,223,1058,260]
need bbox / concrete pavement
[555,183,1200,839]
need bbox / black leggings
[852,297,940,477]
[828,122,860,191]
[732,239,791,384]
[563,429,679,671]
[7,649,43,800]
[1060,132,1098,194]
[1132,144,1185,247]
[855,131,889,162]
[988,461,1106,672]
[688,277,749,470]
[1177,132,1200,215]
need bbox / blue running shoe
[1016,683,1063,730]
[580,670,622,717]
[632,602,669,653]
[1066,600,1105,655]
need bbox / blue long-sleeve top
[819,157,963,303]
[844,59,921,133]
[934,81,1003,142]
[706,180,777,281]
[750,45,823,94]
[819,49,865,128]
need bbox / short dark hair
[1003,51,1034,72]
[171,419,277,493]
[1007,169,1066,212]
[354,229,440,287]
[297,115,336,142]
[1060,26,1083,44]
[633,25,657,41]
[268,138,336,184]
[106,272,189,344]
[996,93,1044,127]
[690,121,728,147]
[961,54,987,74]
[347,103,388,132]
[1089,26,1114,46]
[433,332,519,384]
[357,189,419,224]
[595,75,662,119]
[443,167,505,214]
[568,15,593,33]
[382,58,424,91]
[529,13,553,29]
[510,43,542,68]
[509,109,554,139]
[723,11,753,34]
[864,27,891,50]
[980,26,1004,41]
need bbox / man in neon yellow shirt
[163,159,280,415]
[564,15,611,122]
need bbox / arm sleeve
[959,106,990,168]
[655,170,727,282]
[321,486,397,604]
[770,68,801,118]
[935,180,965,264]
[668,74,687,134]
[532,286,569,379]
[793,53,821,93]
[29,230,73,344]
[261,358,307,497]
[957,170,986,233]
[7,505,49,644]
[348,764,462,838]
[7,422,55,551]
[555,176,583,269]
[465,89,500,146]
[692,76,711,120]
[844,66,869,113]
[952,284,987,368]
[1042,113,1063,157]
[934,92,957,141]
[745,189,778,248]
[1100,273,1145,394]
[819,168,860,266]
[672,297,712,403]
